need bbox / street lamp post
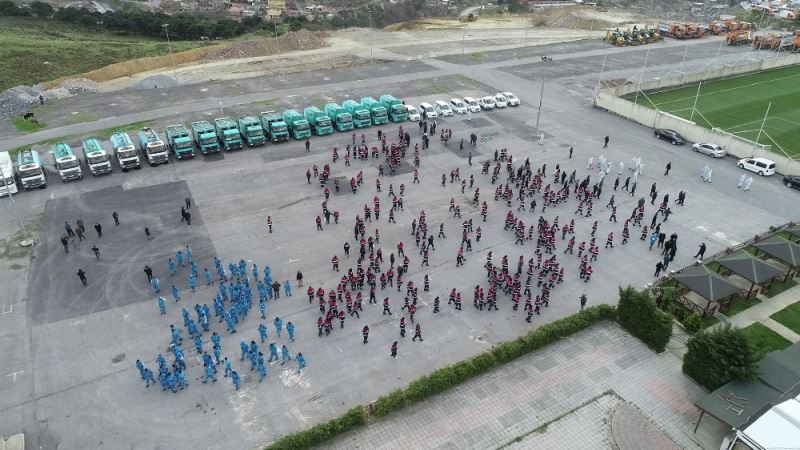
[273,17,280,54]
[535,75,545,132]
[162,24,178,85]
[0,166,35,247]
[368,8,374,64]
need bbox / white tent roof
[743,394,800,449]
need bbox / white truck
[16,149,47,190]
[0,151,18,196]
[137,127,170,166]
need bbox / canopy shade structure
[753,236,800,268]
[753,236,800,281]
[694,342,800,446]
[716,250,784,297]
[717,251,783,284]
[672,265,742,302]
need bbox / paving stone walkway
[727,284,800,342]
[324,322,705,450]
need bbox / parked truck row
[2,94,408,191]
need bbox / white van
[434,100,454,117]
[738,157,776,176]
[419,102,437,119]
[463,97,481,113]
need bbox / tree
[683,325,759,390]
[616,286,673,352]
[29,1,53,18]
[0,0,29,16]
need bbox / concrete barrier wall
[595,91,800,175]
[597,54,800,175]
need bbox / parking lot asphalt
[0,37,798,449]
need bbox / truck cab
[260,111,290,143]
[191,121,220,154]
[0,151,18,196]
[165,125,196,159]
[283,109,312,140]
[304,106,334,136]
[237,116,266,147]
[361,97,389,125]
[324,103,354,132]
[379,94,408,122]
[15,149,47,190]
[137,127,169,166]
[52,142,83,182]
[214,117,243,151]
[110,132,141,171]
[81,137,112,176]
[342,100,372,128]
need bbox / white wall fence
[594,54,800,175]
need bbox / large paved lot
[0,37,798,449]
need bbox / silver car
[691,142,726,158]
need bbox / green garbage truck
[342,100,372,128]
[283,109,311,140]
[324,103,354,132]
[237,116,266,147]
[81,137,112,176]
[165,124,196,159]
[304,106,334,136]
[380,94,408,122]
[361,97,388,125]
[215,117,243,151]
[191,121,220,155]
[259,111,289,143]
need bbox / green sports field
[633,65,800,158]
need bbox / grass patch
[67,112,99,125]
[763,279,798,298]
[771,301,800,335]
[252,99,275,107]
[0,17,204,91]
[96,120,156,139]
[10,117,46,133]
[469,52,485,62]
[633,65,800,158]
[725,295,762,317]
[742,322,791,360]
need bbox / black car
[654,128,686,145]
[784,175,800,190]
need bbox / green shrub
[617,286,673,352]
[682,325,759,390]
[266,406,367,450]
[683,312,703,334]
[371,389,407,418]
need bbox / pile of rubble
[207,30,328,60]
[0,78,98,119]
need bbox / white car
[692,142,726,158]
[738,157,776,176]
[419,102,437,119]
[463,97,481,113]
[503,92,520,106]
[405,104,420,121]
[494,93,508,108]
[434,100,454,117]
[449,98,468,114]
[479,96,496,110]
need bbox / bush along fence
[265,304,617,450]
